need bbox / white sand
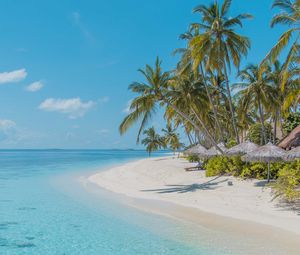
[88,156,300,235]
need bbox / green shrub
[205,156,229,177]
[205,156,244,177]
[228,156,244,176]
[185,155,200,162]
[226,139,238,149]
[239,162,284,179]
[272,160,300,202]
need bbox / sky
[0,0,287,149]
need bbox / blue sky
[0,0,286,149]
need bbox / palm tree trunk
[190,107,224,154]
[200,64,224,142]
[279,112,284,137]
[257,97,267,144]
[273,112,277,144]
[163,99,223,153]
[223,64,240,144]
[187,132,193,145]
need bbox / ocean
[0,150,226,255]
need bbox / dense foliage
[272,160,300,202]
[283,113,300,135]
[246,123,273,145]
[120,0,300,202]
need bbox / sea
[0,149,231,255]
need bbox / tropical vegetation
[120,0,300,201]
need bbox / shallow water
[0,150,229,255]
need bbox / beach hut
[242,142,286,182]
[226,141,259,156]
[285,146,300,161]
[278,125,300,150]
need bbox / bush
[239,162,284,179]
[205,156,244,177]
[185,155,200,162]
[226,139,238,149]
[205,156,284,180]
[272,160,300,202]
[205,156,229,176]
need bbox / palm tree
[119,58,223,152]
[189,0,252,143]
[162,124,183,155]
[235,64,277,144]
[119,58,169,142]
[142,127,164,156]
[166,72,223,151]
[268,60,300,141]
[263,0,300,70]
[175,30,224,142]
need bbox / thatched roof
[184,144,207,156]
[278,125,300,150]
[242,142,286,162]
[226,141,259,156]
[285,146,300,161]
[207,143,227,157]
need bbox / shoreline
[87,156,300,251]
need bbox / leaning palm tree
[235,64,277,144]
[189,0,252,143]
[166,72,223,152]
[142,127,164,156]
[268,60,300,141]
[119,58,223,152]
[175,30,224,141]
[263,0,300,70]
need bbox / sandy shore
[88,156,300,236]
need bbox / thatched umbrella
[184,144,208,156]
[242,142,286,182]
[285,146,300,161]
[226,141,259,156]
[206,143,227,158]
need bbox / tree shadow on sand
[141,176,228,194]
[274,199,300,215]
[254,181,300,215]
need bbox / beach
[88,156,300,239]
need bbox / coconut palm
[264,0,300,69]
[175,30,224,141]
[119,58,169,142]
[166,72,223,151]
[268,60,300,141]
[120,58,223,152]
[162,124,184,155]
[142,127,164,156]
[189,0,252,143]
[235,64,277,144]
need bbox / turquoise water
[0,150,226,255]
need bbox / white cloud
[0,69,27,84]
[26,81,44,92]
[39,97,95,119]
[0,119,16,131]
